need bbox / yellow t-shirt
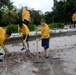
[22,10,30,21]
[18,24,30,35]
[0,27,6,48]
[72,13,76,21]
[41,24,50,39]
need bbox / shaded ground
[0,35,76,75]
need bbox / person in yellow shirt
[22,6,30,26]
[0,27,11,54]
[18,23,30,51]
[72,12,76,28]
[36,19,50,61]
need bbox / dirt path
[0,35,76,75]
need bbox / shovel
[33,28,44,63]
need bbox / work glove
[23,39,26,43]
[36,39,39,42]
[3,47,8,52]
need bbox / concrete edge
[4,31,76,45]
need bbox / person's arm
[18,30,21,34]
[22,11,24,21]
[29,17,31,22]
[39,36,45,40]
[1,43,5,48]
[18,26,21,34]
[28,11,31,22]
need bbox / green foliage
[28,24,36,31]
[0,0,10,9]
[1,0,76,26]
[53,0,76,24]
[6,25,18,33]
[6,24,36,33]
[44,12,52,24]
[49,23,64,29]
[30,9,43,25]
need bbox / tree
[44,11,52,24]
[0,0,10,26]
[0,0,10,9]
[3,1,18,25]
[30,9,43,25]
[17,7,23,23]
[52,0,76,24]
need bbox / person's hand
[23,39,26,43]
[73,20,74,22]
[36,39,39,42]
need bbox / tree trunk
[8,12,11,25]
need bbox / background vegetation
[0,0,76,31]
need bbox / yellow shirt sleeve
[0,27,6,48]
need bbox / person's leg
[44,38,49,58]
[21,35,26,50]
[74,21,75,28]
[44,48,49,58]
[42,38,50,58]
[75,21,76,28]
[26,41,29,50]
[22,42,25,48]
[26,35,30,50]
[44,48,49,62]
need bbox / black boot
[0,53,3,55]
[0,59,2,62]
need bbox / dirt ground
[0,35,76,75]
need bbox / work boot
[44,56,49,62]
[21,47,26,51]
[0,53,3,55]
[0,59,2,62]
[25,50,30,54]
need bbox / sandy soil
[0,35,76,75]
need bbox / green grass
[49,23,64,29]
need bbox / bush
[6,24,36,34]
[49,23,64,29]
[28,24,36,31]
[6,25,18,33]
